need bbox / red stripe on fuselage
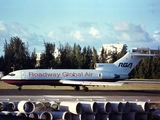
[1,79,61,86]
[1,79,120,86]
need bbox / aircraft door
[21,71,25,79]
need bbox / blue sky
[0,0,160,55]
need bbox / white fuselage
[1,69,128,86]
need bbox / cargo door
[21,71,25,79]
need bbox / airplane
[0,48,157,91]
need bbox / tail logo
[118,63,132,68]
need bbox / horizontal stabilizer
[60,80,123,86]
[130,53,156,57]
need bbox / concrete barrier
[13,111,28,117]
[34,101,44,112]
[81,101,98,114]
[38,111,53,120]
[59,101,82,114]
[100,113,114,120]
[122,101,130,113]
[97,101,112,114]
[7,102,18,111]
[17,101,35,113]
[86,113,95,120]
[153,110,160,119]
[0,99,158,120]
[114,113,127,120]
[0,111,14,116]
[0,102,7,111]
[130,101,150,113]
[110,102,124,114]
[28,112,39,119]
[72,112,86,120]
[51,111,72,120]
[49,101,59,110]
[139,113,152,120]
[126,112,139,120]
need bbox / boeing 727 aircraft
[1,49,156,91]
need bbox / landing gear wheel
[18,86,22,91]
[74,86,80,91]
[83,86,89,92]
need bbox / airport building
[35,53,41,67]
[98,43,127,62]
[98,43,126,55]
[35,48,61,67]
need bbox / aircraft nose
[1,76,6,81]
[1,76,4,80]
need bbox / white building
[35,53,41,67]
[98,43,126,55]
[98,43,127,62]
[53,48,61,58]
[35,48,61,67]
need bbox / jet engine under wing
[59,80,123,86]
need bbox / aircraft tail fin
[113,52,156,74]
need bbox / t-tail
[114,52,156,74]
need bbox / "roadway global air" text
[28,72,93,78]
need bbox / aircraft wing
[59,79,160,86]
[59,80,123,86]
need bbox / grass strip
[0,81,160,90]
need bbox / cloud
[0,20,159,55]
[0,21,6,31]
[0,21,32,42]
[102,21,160,50]
[48,31,54,39]
[111,21,152,42]
[89,27,101,39]
[70,31,83,41]
[153,30,160,41]
[113,21,144,33]
[0,21,11,39]
[0,21,43,55]
[10,22,30,40]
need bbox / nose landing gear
[17,85,22,91]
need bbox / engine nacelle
[98,73,118,79]
[94,63,108,69]
[94,63,116,70]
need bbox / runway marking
[0,95,159,103]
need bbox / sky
[0,0,160,56]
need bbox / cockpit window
[8,73,15,76]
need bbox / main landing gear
[17,85,22,91]
[74,86,80,91]
[74,86,89,92]
[82,86,89,92]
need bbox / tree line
[0,37,160,79]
